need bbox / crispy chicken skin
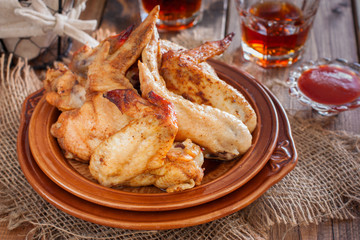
[43,28,134,112]
[90,89,203,192]
[139,57,252,160]
[160,34,257,132]
[47,8,159,162]
[90,89,177,187]
[153,139,204,192]
[70,25,134,77]
[44,6,159,110]
[43,63,87,111]
[87,7,159,93]
[51,93,132,162]
[86,41,135,92]
[127,139,204,192]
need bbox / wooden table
[1,0,359,239]
[97,0,360,239]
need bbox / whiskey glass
[235,0,320,68]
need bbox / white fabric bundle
[0,0,99,59]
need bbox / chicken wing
[139,54,252,160]
[152,139,204,192]
[126,139,204,192]
[44,26,135,112]
[87,6,159,93]
[160,34,257,132]
[51,93,132,162]
[69,25,134,77]
[44,6,159,112]
[44,63,87,111]
[89,89,179,187]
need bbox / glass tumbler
[138,0,203,31]
[235,0,320,67]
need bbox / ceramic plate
[27,60,279,211]
[17,80,297,230]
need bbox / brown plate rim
[27,60,279,211]
[17,82,297,230]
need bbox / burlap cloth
[1,34,360,239]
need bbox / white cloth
[0,0,99,47]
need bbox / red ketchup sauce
[298,65,360,105]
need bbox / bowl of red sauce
[288,58,360,116]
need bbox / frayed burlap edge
[0,54,42,232]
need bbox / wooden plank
[225,0,241,53]
[352,0,360,59]
[316,221,334,240]
[0,222,34,240]
[332,219,360,240]
[305,0,358,61]
[298,223,320,240]
[268,216,360,239]
[268,224,300,240]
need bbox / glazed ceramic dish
[17,75,297,230]
[27,60,279,211]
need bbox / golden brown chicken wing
[43,27,135,112]
[124,138,204,192]
[51,93,132,162]
[43,63,87,111]
[87,6,159,93]
[48,7,160,162]
[152,139,204,192]
[44,6,159,112]
[89,89,179,188]
[160,34,257,132]
[44,6,256,192]
[70,25,134,77]
[138,57,252,160]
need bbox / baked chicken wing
[43,27,135,111]
[152,139,204,192]
[47,8,159,162]
[70,25,134,77]
[87,6,159,93]
[44,6,159,111]
[43,63,87,111]
[43,6,255,192]
[90,89,204,192]
[160,34,257,132]
[138,56,252,160]
[89,89,174,186]
[127,139,204,192]
[51,93,132,162]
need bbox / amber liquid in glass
[241,1,310,67]
[141,0,202,30]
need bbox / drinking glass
[138,0,203,31]
[235,0,320,67]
